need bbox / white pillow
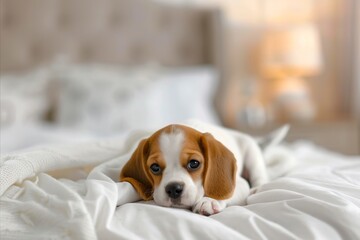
[0,69,51,128]
[141,67,220,129]
[55,64,220,134]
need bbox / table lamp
[259,23,322,121]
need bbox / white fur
[152,128,204,208]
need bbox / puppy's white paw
[192,197,226,216]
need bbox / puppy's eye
[150,163,162,175]
[187,159,200,171]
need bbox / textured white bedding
[1,122,359,240]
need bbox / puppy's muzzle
[165,182,184,199]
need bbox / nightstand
[236,120,360,155]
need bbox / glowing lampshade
[260,24,322,79]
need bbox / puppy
[120,124,285,215]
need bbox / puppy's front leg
[193,177,250,215]
[224,177,250,206]
[192,197,226,216]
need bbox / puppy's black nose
[165,182,184,199]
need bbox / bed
[1,121,360,240]
[1,1,360,240]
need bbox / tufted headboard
[0,0,222,73]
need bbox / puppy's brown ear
[200,133,237,200]
[120,139,153,200]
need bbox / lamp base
[269,77,316,122]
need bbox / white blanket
[1,122,360,240]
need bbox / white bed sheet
[1,122,359,240]
[0,124,99,154]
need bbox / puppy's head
[120,124,237,208]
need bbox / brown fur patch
[147,153,166,188]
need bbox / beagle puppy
[120,124,281,216]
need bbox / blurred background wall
[0,0,359,154]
